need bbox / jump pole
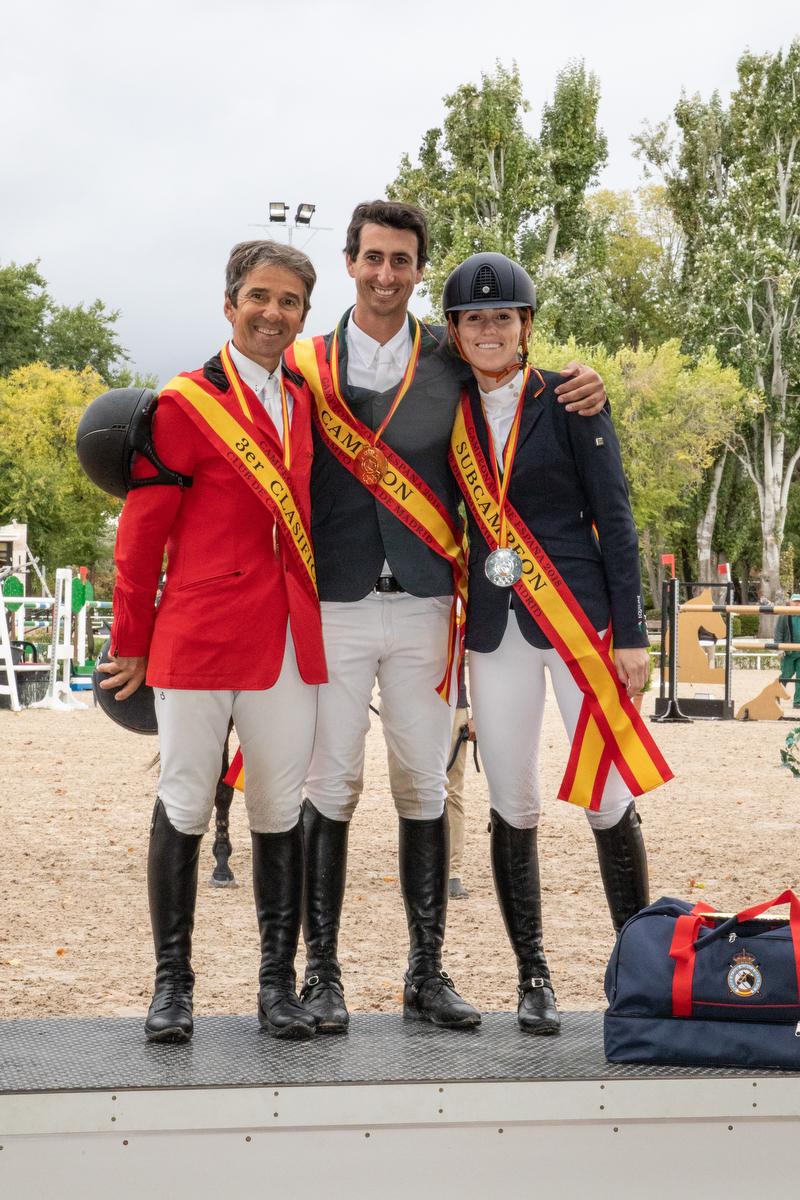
[678,604,800,616]
[653,576,736,722]
[653,577,692,722]
[31,568,83,711]
[730,641,800,652]
[0,584,21,711]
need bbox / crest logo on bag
[727,949,763,997]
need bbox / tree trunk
[696,451,726,598]
[543,217,560,267]
[759,527,782,638]
[640,527,661,616]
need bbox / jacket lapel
[514,368,547,455]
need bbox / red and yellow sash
[163,352,316,598]
[289,327,468,702]
[450,395,672,810]
[167,353,319,795]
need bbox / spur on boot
[301,801,350,1033]
[489,810,561,1036]
[517,976,561,1036]
[399,814,481,1030]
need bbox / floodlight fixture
[269,202,289,223]
[295,203,316,225]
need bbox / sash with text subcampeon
[449,395,672,810]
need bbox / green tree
[0,261,49,375]
[636,41,800,609]
[388,60,606,310]
[526,60,607,267]
[43,299,128,384]
[0,259,131,383]
[528,334,746,607]
[536,187,684,352]
[0,363,121,569]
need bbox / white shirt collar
[478,376,523,407]
[346,311,411,370]
[227,340,281,395]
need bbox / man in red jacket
[99,241,326,1044]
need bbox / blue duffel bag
[604,890,800,1070]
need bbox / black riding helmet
[442,252,537,315]
[92,638,157,735]
[75,387,192,501]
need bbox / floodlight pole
[250,201,332,252]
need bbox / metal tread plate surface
[1,1012,798,1094]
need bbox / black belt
[374,576,405,593]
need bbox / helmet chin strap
[447,314,532,383]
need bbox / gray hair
[225,240,316,316]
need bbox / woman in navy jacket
[443,253,652,1035]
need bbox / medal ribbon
[221,342,292,470]
[162,371,316,596]
[289,332,467,703]
[450,395,672,810]
[330,312,422,456]
[480,366,530,550]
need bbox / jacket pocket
[538,533,601,562]
[175,569,243,592]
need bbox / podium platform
[2,1012,799,1198]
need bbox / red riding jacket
[111,353,327,690]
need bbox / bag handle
[670,891,800,1018]
[669,901,718,1017]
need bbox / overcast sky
[2,0,798,385]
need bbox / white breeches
[469,610,632,831]
[306,593,454,822]
[154,638,318,835]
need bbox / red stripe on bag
[669,902,718,1018]
[735,889,800,1000]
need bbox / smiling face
[455,307,526,383]
[345,222,424,335]
[223,263,307,371]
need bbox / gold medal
[354,444,387,487]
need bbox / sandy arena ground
[2,670,799,1021]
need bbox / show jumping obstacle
[654,579,800,723]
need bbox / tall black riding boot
[399,814,481,1029]
[144,799,202,1044]
[592,800,650,933]
[490,810,560,1035]
[300,801,350,1033]
[252,821,316,1040]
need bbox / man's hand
[555,361,607,416]
[466,717,477,742]
[613,647,649,696]
[97,655,147,701]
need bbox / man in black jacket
[299,200,608,1034]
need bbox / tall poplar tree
[636,41,800,606]
[388,60,606,309]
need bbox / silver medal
[485,547,522,588]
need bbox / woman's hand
[555,361,607,415]
[97,655,147,701]
[613,647,649,696]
